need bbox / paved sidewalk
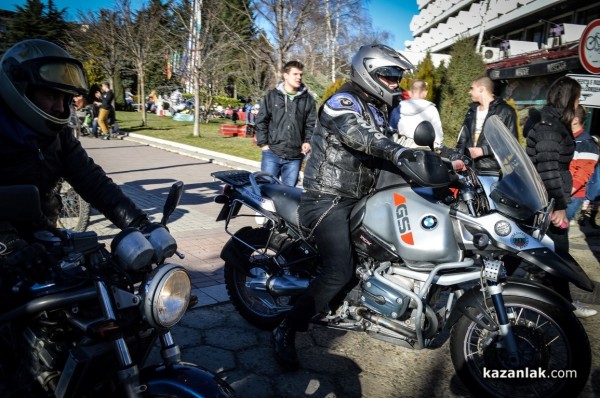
[82,134,254,307]
[80,134,600,398]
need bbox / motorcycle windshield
[484,115,548,220]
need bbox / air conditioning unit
[560,23,586,44]
[544,36,561,49]
[481,47,502,62]
[502,40,539,56]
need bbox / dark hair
[573,105,586,124]
[282,60,304,74]
[546,76,581,124]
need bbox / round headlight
[142,264,191,329]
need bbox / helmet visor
[373,66,404,83]
[23,57,88,95]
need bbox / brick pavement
[81,134,258,307]
[79,133,600,398]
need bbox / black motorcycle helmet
[0,39,89,136]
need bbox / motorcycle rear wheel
[224,227,292,330]
[450,295,591,398]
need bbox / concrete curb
[125,132,305,184]
[126,132,262,172]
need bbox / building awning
[487,47,582,80]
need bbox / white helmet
[350,44,413,107]
[0,39,88,136]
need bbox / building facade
[406,0,600,133]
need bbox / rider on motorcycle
[0,40,149,257]
[272,44,460,369]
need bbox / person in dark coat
[0,39,148,243]
[457,76,518,173]
[524,75,596,318]
[255,61,317,186]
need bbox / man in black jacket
[255,61,317,186]
[0,39,148,243]
[456,76,518,173]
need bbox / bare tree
[116,0,169,126]
[250,0,319,83]
[169,0,255,136]
[321,0,364,82]
[68,9,124,98]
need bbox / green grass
[115,111,262,161]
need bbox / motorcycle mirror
[0,185,44,222]
[161,181,184,226]
[413,121,435,150]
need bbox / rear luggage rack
[211,170,252,187]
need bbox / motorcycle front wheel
[57,179,91,232]
[450,295,591,398]
[224,227,294,330]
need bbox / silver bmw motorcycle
[211,116,593,398]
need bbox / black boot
[577,211,589,226]
[272,319,299,370]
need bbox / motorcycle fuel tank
[361,187,461,263]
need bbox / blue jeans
[566,197,585,221]
[261,149,301,186]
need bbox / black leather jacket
[303,82,405,199]
[456,97,518,173]
[0,106,146,237]
[255,83,317,160]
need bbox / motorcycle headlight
[142,264,191,329]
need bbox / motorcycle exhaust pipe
[356,307,417,340]
[267,275,310,296]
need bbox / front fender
[518,248,594,292]
[142,362,236,397]
[445,277,574,331]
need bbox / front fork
[486,280,521,368]
[97,281,183,398]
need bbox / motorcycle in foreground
[0,182,236,397]
[211,116,593,398]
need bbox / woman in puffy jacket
[524,76,595,318]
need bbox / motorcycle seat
[260,184,302,227]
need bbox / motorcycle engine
[22,322,65,391]
[360,272,412,319]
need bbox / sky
[6,0,419,50]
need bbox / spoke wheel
[224,228,293,330]
[57,180,91,232]
[450,296,590,398]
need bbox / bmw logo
[421,215,438,230]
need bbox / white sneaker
[572,301,598,318]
